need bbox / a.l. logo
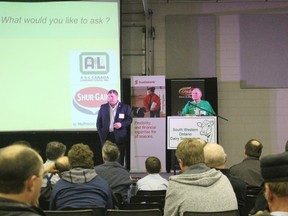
[79,52,109,74]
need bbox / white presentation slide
[0,0,121,131]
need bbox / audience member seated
[251,143,288,215]
[251,152,288,216]
[55,156,71,173]
[136,156,168,192]
[50,143,113,210]
[0,145,46,216]
[249,141,288,215]
[42,141,67,187]
[164,138,238,216]
[132,156,168,214]
[230,139,264,187]
[39,141,67,210]
[10,140,32,147]
[204,143,247,216]
[95,140,132,202]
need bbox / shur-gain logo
[79,52,109,74]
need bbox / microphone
[187,100,193,104]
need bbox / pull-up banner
[130,76,166,172]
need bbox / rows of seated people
[0,138,288,215]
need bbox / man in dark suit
[229,139,264,187]
[96,89,132,166]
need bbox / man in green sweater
[182,88,215,116]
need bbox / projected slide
[0,1,121,131]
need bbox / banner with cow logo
[167,116,217,149]
[130,76,166,172]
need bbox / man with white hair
[204,143,247,216]
[181,88,215,116]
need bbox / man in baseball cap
[259,152,288,215]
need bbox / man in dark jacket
[95,141,132,202]
[230,139,264,187]
[96,89,132,166]
[0,144,46,216]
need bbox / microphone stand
[187,102,228,122]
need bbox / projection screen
[0,0,121,132]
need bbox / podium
[167,116,217,173]
[167,116,217,149]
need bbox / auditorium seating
[183,210,240,216]
[44,209,95,216]
[119,202,162,211]
[136,190,166,196]
[106,209,162,216]
[44,207,106,216]
[242,186,263,216]
[130,191,166,215]
[130,194,165,209]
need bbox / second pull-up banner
[130,76,166,172]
